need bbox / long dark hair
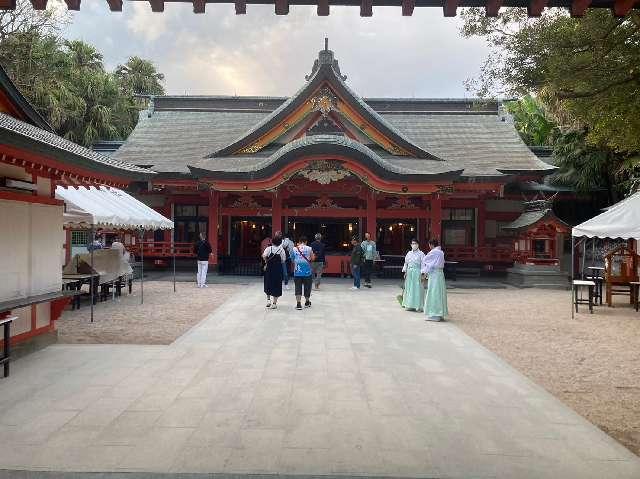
[272,236,282,246]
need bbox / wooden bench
[0,316,16,378]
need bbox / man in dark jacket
[196,232,213,288]
[310,233,326,290]
[350,236,365,290]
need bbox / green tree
[461,9,640,197]
[115,56,164,97]
[0,30,165,146]
[505,95,556,146]
[461,9,640,154]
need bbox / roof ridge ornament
[306,38,347,81]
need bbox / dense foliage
[0,1,164,147]
[462,9,640,199]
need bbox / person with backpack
[310,233,326,290]
[281,234,294,291]
[262,235,286,309]
[290,235,315,310]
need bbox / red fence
[446,246,513,263]
[128,241,195,258]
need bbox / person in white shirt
[401,239,425,311]
[421,238,448,321]
[281,235,295,290]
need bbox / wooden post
[208,189,219,265]
[477,201,486,246]
[272,190,282,235]
[431,195,442,242]
[366,189,376,241]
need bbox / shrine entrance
[286,217,359,254]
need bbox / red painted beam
[402,0,414,15]
[360,0,372,16]
[275,0,288,14]
[193,0,205,12]
[485,0,502,16]
[613,0,636,16]
[317,0,329,15]
[0,0,16,9]
[106,0,123,10]
[30,0,47,9]
[235,0,246,12]
[443,0,459,16]
[149,0,164,12]
[570,0,591,15]
[64,0,80,10]
[527,0,548,16]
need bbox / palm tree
[115,56,165,97]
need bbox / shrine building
[107,45,562,275]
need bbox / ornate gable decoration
[298,160,351,185]
[308,86,337,118]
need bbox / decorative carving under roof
[306,195,342,209]
[298,160,351,185]
[230,195,261,208]
[388,197,418,209]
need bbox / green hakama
[402,264,424,311]
[424,268,448,320]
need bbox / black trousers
[294,276,312,298]
[363,259,374,283]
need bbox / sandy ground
[57,281,239,345]
[448,287,640,456]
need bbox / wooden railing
[128,241,195,258]
[513,251,560,266]
[446,246,513,263]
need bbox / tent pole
[571,236,575,320]
[581,239,586,279]
[140,229,144,305]
[90,225,94,323]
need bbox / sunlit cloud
[64,4,490,98]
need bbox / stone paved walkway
[1,283,639,478]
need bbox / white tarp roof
[56,185,174,230]
[572,191,640,240]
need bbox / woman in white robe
[401,239,425,311]
[421,239,448,321]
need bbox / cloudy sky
[64,2,490,98]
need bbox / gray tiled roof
[112,100,553,178]
[501,209,569,231]
[0,113,153,177]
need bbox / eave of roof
[0,113,154,179]
[502,208,570,231]
[191,135,463,181]
[0,64,52,131]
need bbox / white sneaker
[271,304,278,309]
[203,284,208,288]
[350,286,359,290]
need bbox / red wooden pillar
[208,189,219,265]
[477,201,486,246]
[272,190,282,235]
[366,189,377,240]
[431,195,442,242]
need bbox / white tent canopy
[572,191,640,240]
[56,185,173,230]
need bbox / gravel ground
[448,287,640,456]
[57,280,240,345]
